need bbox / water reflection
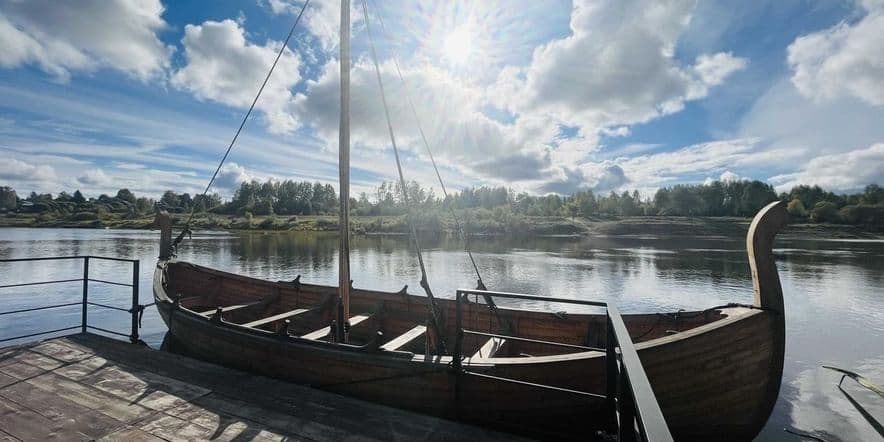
[0,227,882,440]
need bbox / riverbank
[1,212,880,239]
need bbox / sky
[0,0,883,200]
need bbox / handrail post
[81,257,89,333]
[453,291,464,418]
[618,367,638,442]
[129,260,140,343]
[606,312,617,432]
[454,291,463,371]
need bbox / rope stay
[171,0,311,254]
[366,0,487,293]
[362,0,447,354]
[364,1,512,335]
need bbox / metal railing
[0,256,147,344]
[454,289,673,442]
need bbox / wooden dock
[0,333,522,441]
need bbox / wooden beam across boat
[243,308,311,328]
[472,337,506,359]
[380,325,426,351]
[197,299,266,316]
[302,314,371,340]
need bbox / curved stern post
[746,199,789,432]
[747,200,789,314]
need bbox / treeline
[1,179,882,228]
[0,187,223,221]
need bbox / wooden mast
[337,0,351,342]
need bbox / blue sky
[1,0,882,200]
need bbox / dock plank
[97,427,166,442]
[0,396,90,441]
[0,334,523,441]
[0,381,125,439]
[21,372,154,422]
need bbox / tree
[0,186,16,210]
[115,188,137,204]
[810,201,839,223]
[787,199,807,217]
[160,190,180,211]
[135,197,154,214]
[72,190,86,204]
[862,184,883,205]
[738,181,777,216]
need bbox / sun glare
[442,26,474,66]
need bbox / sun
[442,25,474,66]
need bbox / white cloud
[0,0,172,82]
[719,170,742,182]
[0,158,56,182]
[214,162,253,194]
[293,59,548,180]
[769,143,884,193]
[77,169,111,186]
[172,19,303,134]
[692,52,749,90]
[260,0,360,51]
[704,170,743,185]
[787,0,884,106]
[489,0,747,141]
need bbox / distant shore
[0,212,880,240]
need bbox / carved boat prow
[747,199,790,429]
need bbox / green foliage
[787,199,807,217]
[72,190,86,204]
[2,178,881,231]
[0,186,16,210]
[810,201,839,223]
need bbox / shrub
[73,212,98,221]
[787,199,807,217]
[810,202,839,223]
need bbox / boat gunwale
[154,258,769,366]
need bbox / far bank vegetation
[0,180,881,236]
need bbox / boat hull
[154,261,782,440]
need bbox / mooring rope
[362,0,447,354]
[172,0,310,253]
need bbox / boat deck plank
[0,333,521,441]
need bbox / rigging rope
[366,0,488,294]
[364,0,513,334]
[171,0,310,254]
[362,0,447,354]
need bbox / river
[0,227,881,440]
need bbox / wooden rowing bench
[197,299,266,316]
[301,314,372,340]
[380,325,426,351]
[243,308,311,328]
[472,337,506,359]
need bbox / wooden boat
[153,199,788,440]
[153,1,788,438]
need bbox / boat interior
[164,261,738,359]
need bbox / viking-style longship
[154,1,788,440]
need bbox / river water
[0,227,881,440]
